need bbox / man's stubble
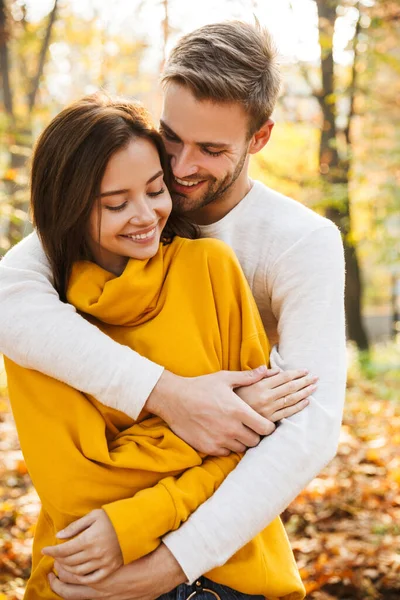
[171,147,248,217]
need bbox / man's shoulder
[249,181,333,234]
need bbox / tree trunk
[315,0,369,351]
[0,0,13,117]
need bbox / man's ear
[248,119,274,155]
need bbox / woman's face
[88,138,172,275]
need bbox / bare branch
[28,0,58,113]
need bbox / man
[0,21,346,599]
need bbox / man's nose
[170,147,198,179]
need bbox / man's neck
[189,175,253,226]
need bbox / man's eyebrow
[160,120,229,150]
[99,171,163,198]
[198,141,229,149]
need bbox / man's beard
[171,149,248,216]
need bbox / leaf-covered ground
[0,345,399,599]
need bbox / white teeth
[175,177,201,187]
[125,227,156,241]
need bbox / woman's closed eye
[105,201,127,212]
[148,187,165,198]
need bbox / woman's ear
[248,119,274,155]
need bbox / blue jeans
[158,577,265,600]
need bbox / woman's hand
[236,368,318,422]
[42,509,123,584]
[48,543,185,600]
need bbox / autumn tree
[0,0,58,250]
[312,0,371,350]
[0,1,149,254]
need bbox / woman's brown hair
[31,92,197,302]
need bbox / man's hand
[146,367,276,456]
[42,509,122,584]
[48,543,185,600]
[236,369,318,421]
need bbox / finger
[62,559,100,576]
[267,369,310,390]
[271,374,318,400]
[222,439,247,453]
[286,383,318,406]
[213,447,232,457]
[234,425,261,448]
[48,573,98,600]
[57,513,96,540]
[270,398,309,422]
[226,366,269,389]
[43,536,86,558]
[56,551,87,567]
[55,561,88,585]
[73,567,110,585]
[262,368,281,378]
[240,404,276,436]
[272,383,317,412]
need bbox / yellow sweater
[5,237,305,600]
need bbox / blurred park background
[0,0,399,598]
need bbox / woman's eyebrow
[99,171,163,198]
[147,170,164,184]
[99,189,129,198]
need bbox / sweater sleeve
[163,224,347,582]
[102,452,241,565]
[0,233,162,419]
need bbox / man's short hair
[161,20,281,136]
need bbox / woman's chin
[122,237,161,261]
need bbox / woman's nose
[128,198,155,226]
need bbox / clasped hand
[42,508,122,584]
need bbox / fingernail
[312,376,319,382]
[256,365,268,374]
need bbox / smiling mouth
[173,177,206,192]
[120,227,157,242]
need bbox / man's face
[160,82,251,219]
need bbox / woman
[5,93,313,599]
